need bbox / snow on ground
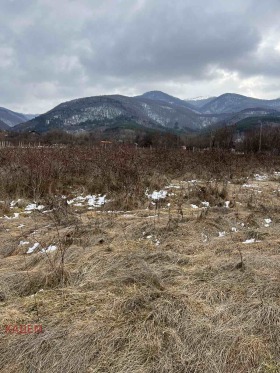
[4,213,20,219]
[146,190,167,201]
[144,233,160,246]
[165,184,181,189]
[67,194,107,208]
[264,218,272,227]
[25,204,45,212]
[26,243,40,254]
[41,245,57,253]
[10,199,22,208]
[20,241,29,246]
[243,238,261,244]
[88,195,107,208]
[27,243,58,254]
[254,174,268,181]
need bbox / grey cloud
[81,0,260,81]
[0,0,279,112]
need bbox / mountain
[138,91,280,117]
[0,107,37,127]
[15,94,211,134]
[138,91,197,111]
[199,93,280,114]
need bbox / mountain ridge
[11,91,280,134]
[15,94,207,133]
[199,93,280,114]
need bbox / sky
[1,0,280,113]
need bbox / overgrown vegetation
[0,146,280,372]
[1,146,280,203]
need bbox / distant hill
[0,107,37,127]
[137,91,197,111]
[199,93,280,114]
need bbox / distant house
[100,140,113,148]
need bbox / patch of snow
[254,174,267,181]
[146,190,167,201]
[4,212,20,219]
[264,218,272,227]
[165,184,181,189]
[26,243,40,254]
[10,199,22,208]
[225,201,230,208]
[231,227,238,232]
[219,231,226,237]
[67,194,107,208]
[201,201,210,207]
[87,195,106,207]
[243,238,261,244]
[25,204,45,211]
[191,204,199,209]
[41,245,57,253]
[20,241,29,246]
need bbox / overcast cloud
[1,0,280,113]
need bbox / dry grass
[0,152,280,372]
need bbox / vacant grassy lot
[0,148,280,372]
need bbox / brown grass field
[0,147,280,372]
